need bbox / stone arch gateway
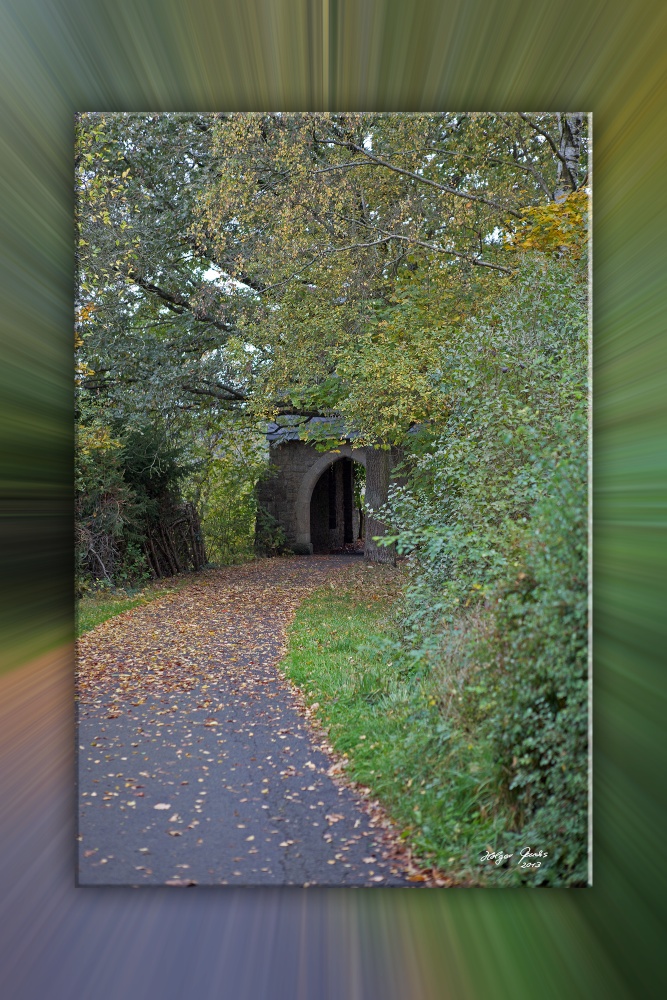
[256,435,401,562]
[295,444,367,550]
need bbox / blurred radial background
[1,1,666,997]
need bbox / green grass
[76,576,190,636]
[282,562,518,885]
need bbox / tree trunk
[364,447,395,564]
[554,113,584,202]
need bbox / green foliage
[75,112,253,423]
[198,112,587,439]
[376,251,589,884]
[178,412,268,564]
[200,474,258,563]
[194,430,267,564]
[284,567,515,885]
[75,112,588,439]
[75,419,200,592]
[254,505,290,557]
[75,421,145,591]
[488,437,588,884]
[119,423,190,520]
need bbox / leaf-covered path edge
[77,557,454,887]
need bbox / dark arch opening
[309,457,365,554]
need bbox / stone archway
[256,437,398,561]
[294,444,367,548]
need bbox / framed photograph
[75,112,590,888]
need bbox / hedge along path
[77,556,433,887]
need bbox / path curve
[77,557,419,886]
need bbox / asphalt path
[77,557,418,887]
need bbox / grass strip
[76,575,191,636]
[282,561,516,886]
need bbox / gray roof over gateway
[266,415,351,444]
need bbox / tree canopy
[76,111,588,442]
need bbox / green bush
[254,505,290,557]
[487,438,588,885]
[184,421,268,565]
[75,422,144,592]
[378,252,589,884]
[75,420,199,592]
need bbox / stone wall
[256,440,325,549]
[256,439,402,555]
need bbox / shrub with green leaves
[75,420,202,592]
[487,436,588,884]
[75,422,144,592]
[183,420,268,564]
[379,251,589,884]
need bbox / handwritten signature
[479,847,548,869]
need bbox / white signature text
[479,847,549,869]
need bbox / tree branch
[271,409,328,419]
[516,114,578,192]
[319,218,512,274]
[182,383,246,402]
[314,136,523,218]
[510,138,553,200]
[120,267,234,333]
